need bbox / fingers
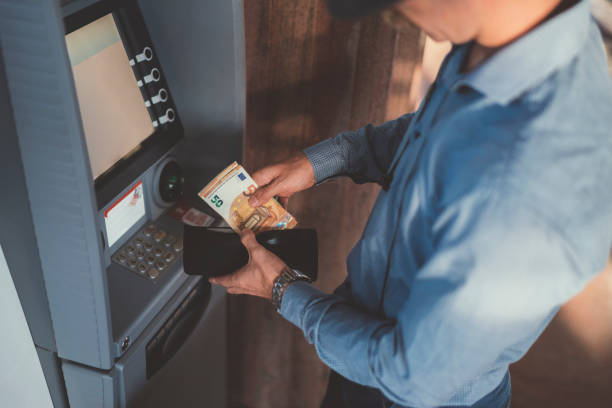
[240,228,259,251]
[209,274,228,286]
[209,267,253,295]
[250,165,281,207]
[249,182,277,207]
[251,165,278,189]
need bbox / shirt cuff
[303,138,347,183]
[280,280,324,329]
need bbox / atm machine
[0,0,245,406]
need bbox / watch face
[290,268,312,282]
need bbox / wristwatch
[272,267,312,312]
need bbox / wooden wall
[229,1,422,407]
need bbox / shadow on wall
[510,258,612,408]
[246,32,355,148]
[229,2,423,407]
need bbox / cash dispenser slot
[145,280,212,379]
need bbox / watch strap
[272,267,312,312]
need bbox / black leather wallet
[183,226,318,281]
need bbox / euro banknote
[198,162,297,233]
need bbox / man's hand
[209,229,287,299]
[249,153,315,207]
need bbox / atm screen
[65,14,155,180]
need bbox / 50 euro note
[198,162,297,233]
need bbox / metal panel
[0,31,55,352]
[117,282,227,408]
[62,278,227,408]
[36,347,70,408]
[62,361,118,408]
[0,0,114,368]
[138,0,246,199]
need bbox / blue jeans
[320,370,511,408]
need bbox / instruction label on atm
[104,181,145,247]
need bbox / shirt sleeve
[280,192,589,407]
[303,113,414,184]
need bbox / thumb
[251,166,278,187]
[249,183,277,207]
[239,228,259,252]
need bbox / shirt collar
[456,0,592,105]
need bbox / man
[210,0,612,406]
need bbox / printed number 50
[211,195,223,208]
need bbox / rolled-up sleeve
[280,193,588,407]
[304,113,414,184]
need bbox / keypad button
[135,249,146,260]
[127,259,138,269]
[143,224,157,237]
[164,252,175,263]
[143,241,154,252]
[153,247,164,257]
[137,263,147,274]
[145,255,156,265]
[153,230,167,242]
[147,268,160,280]
[116,253,128,264]
[164,235,176,247]
[134,237,144,247]
[173,238,183,252]
[125,245,136,255]
[155,260,167,270]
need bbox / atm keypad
[153,230,166,242]
[112,223,182,281]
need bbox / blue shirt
[281,2,612,407]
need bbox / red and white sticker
[104,181,146,246]
[170,202,214,227]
